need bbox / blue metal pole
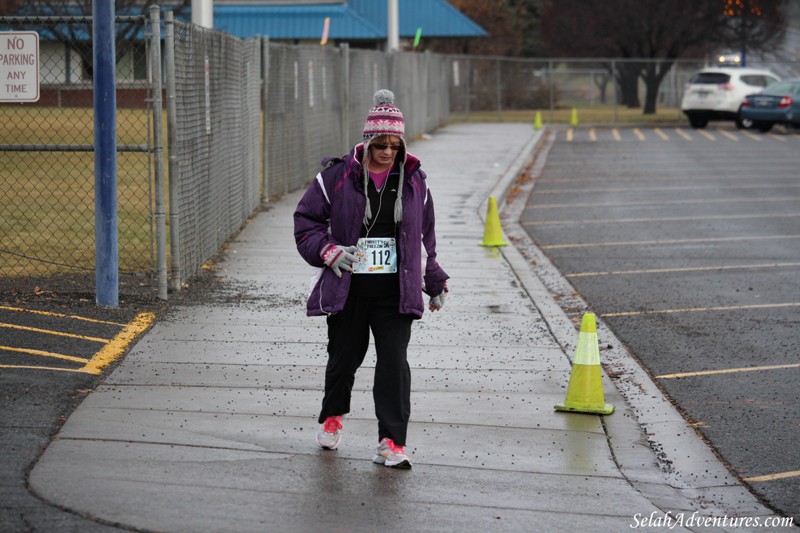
[93,0,119,307]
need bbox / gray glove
[428,288,447,311]
[322,244,357,277]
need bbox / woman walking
[293,89,449,469]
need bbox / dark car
[739,79,800,133]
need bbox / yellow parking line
[524,212,800,226]
[740,130,761,141]
[0,364,91,374]
[589,128,597,142]
[744,470,800,483]
[566,128,574,142]
[657,363,800,379]
[633,128,645,141]
[612,128,621,141]
[601,302,800,318]
[541,234,800,250]
[675,128,692,140]
[716,128,738,141]
[654,128,669,140]
[0,345,90,364]
[566,261,800,278]
[80,312,155,375]
[697,130,716,140]
[767,133,786,142]
[0,322,109,343]
[0,305,126,326]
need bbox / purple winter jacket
[294,144,449,318]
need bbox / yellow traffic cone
[555,313,614,415]
[569,107,579,126]
[534,110,542,130]
[478,195,508,247]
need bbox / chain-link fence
[164,16,261,290]
[4,10,799,299]
[446,56,800,123]
[0,15,154,285]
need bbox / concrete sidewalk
[30,124,777,532]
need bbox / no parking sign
[0,31,40,102]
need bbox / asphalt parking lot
[521,124,800,523]
[0,275,168,530]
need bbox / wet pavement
[24,124,788,531]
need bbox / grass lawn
[0,106,154,277]
[450,105,685,125]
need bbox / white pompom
[373,89,395,106]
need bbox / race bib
[353,237,397,274]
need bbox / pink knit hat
[363,89,405,141]
[361,89,406,225]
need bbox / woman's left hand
[428,285,447,312]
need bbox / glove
[428,283,448,312]
[321,244,357,277]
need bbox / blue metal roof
[215,4,382,40]
[213,0,486,40]
[348,0,486,37]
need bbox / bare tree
[541,0,787,114]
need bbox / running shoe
[316,416,343,450]
[373,438,412,469]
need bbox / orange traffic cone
[478,195,508,247]
[555,313,614,415]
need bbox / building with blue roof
[212,0,486,47]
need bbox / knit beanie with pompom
[362,89,406,225]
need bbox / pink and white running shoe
[373,438,412,469]
[316,416,343,450]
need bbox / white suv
[681,67,780,129]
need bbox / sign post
[0,31,40,103]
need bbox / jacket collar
[351,143,420,176]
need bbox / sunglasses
[371,143,402,151]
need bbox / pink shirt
[369,167,391,190]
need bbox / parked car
[681,67,780,129]
[739,79,800,133]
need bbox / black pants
[318,292,413,446]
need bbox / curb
[486,126,777,519]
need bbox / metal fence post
[465,58,471,120]
[495,58,502,120]
[261,36,270,204]
[612,60,618,123]
[548,60,554,122]
[164,11,181,292]
[149,6,168,300]
[340,43,350,153]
